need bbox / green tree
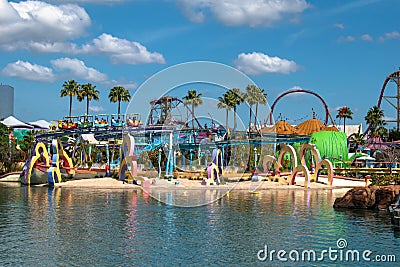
[253,87,267,127]
[78,83,99,115]
[388,128,400,141]
[245,85,259,131]
[108,86,131,115]
[0,123,22,174]
[20,130,35,157]
[183,90,203,128]
[60,80,80,118]
[228,88,245,133]
[217,93,234,131]
[365,105,387,138]
[348,126,365,152]
[336,106,353,134]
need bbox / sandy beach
[53,175,366,191]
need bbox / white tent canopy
[0,115,33,129]
[28,119,51,130]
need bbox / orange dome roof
[274,120,297,135]
[322,125,339,132]
[261,120,297,135]
[295,118,325,136]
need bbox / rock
[334,185,400,210]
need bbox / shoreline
[50,176,366,191]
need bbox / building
[0,84,14,119]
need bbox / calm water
[0,183,399,266]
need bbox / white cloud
[51,57,108,83]
[285,86,305,97]
[379,31,400,42]
[361,34,373,41]
[108,80,138,90]
[0,0,90,47]
[2,60,56,82]
[2,57,109,83]
[47,0,123,2]
[338,35,356,42]
[234,52,300,75]
[89,105,105,112]
[334,23,344,29]
[25,42,79,54]
[177,0,310,27]
[15,34,166,65]
[81,34,166,64]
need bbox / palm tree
[183,90,203,128]
[336,106,353,134]
[217,93,233,131]
[60,80,80,118]
[228,88,245,133]
[348,126,365,152]
[245,85,259,131]
[78,83,99,115]
[254,87,267,127]
[365,105,386,138]
[108,86,131,115]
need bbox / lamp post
[158,148,162,178]
[252,147,259,181]
[254,147,257,169]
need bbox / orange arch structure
[277,144,298,171]
[299,143,334,186]
[289,165,311,189]
[119,134,138,181]
[315,159,334,186]
[263,155,281,174]
[299,143,321,166]
[206,163,220,185]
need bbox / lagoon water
[0,183,399,266]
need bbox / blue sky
[1,0,400,129]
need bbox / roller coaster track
[376,70,400,131]
[268,89,334,126]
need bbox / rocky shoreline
[333,185,400,210]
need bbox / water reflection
[144,188,229,207]
[0,184,399,266]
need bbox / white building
[0,85,14,119]
[336,123,362,137]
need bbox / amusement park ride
[22,69,400,187]
[377,69,400,131]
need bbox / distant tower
[0,84,14,118]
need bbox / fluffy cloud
[177,0,310,27]
[334,23,344,29]
[0,2,165,65]
[337,35,356,43]
[0,0,90,46]
[234,52,300,75]
[361,34,373,41]
[2,60,56,82]
[379,31,400,42]
[47,0,123,2]
[9,34,166,65]
[80,34,166,64]
[2,57,109,83]
[108,80,137,90]
[89,105,105,112]
[338,34,374,42]
[51,58,108,83]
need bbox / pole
[158,148,162,178]
[254,147,257,169]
